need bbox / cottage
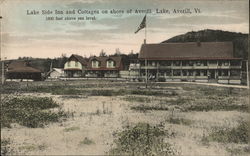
[137,42,242,84]
[46,68,64,79]
[6,61,42,81]
[86,56,124,78]
[64,54,88,77]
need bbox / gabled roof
[139,42,241,60]
[87,56,123,70]
[52,68,64,73]
[69,54,88,66]
[7,61,41,73]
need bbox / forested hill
[162,29,248,60]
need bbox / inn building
[86,56,124,78]
[136,42,242,84]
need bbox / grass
[202,121,248,144]
[64,126,80,132]
[109,122,178,156]
[1,96,68,128]
[182,96,248,112]
[79,137,95,145]
[131,105,169,112]
[167,117,192,126]
[18,143,47,152]
[123,96,152,103]
[1,138,15,155]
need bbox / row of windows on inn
[157,69,238,76]
[143,61,235,67]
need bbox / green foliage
[79,137,95,145]
[109,123,178,156]
[167,117,192,126]
[1,96,68,128]
[183,95,248,112]
[1,138,15,156]
[131,105,169,112]
[123,96,152,103]
[203,121,248,144]
[131,90,177,96]
[64,126,80,132]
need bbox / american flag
[134,15,146,34]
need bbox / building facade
[64,54,88,77]
[136,42,242,84]
[46,68,64,79]
[6,61,42,81]
[86,56,123,78]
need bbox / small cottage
[64,54,88,77]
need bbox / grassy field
[1,80,249,155]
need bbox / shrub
[79,137,95,145]
[1,96,68,128]
[1,138,15,155]
[109,123,178,155]
[131,105,169,112]
[202,121,248,144]
[167,117,192,126]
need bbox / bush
[167,117,192,126]
[1,138,15,155]
[109,123,178,155]
[202,121,248,144]
[1,96,68,128]
[131,105,169,112]
[79,137,95,145]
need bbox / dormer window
[107,60,115,68]
[92,60,100,68]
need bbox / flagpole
[144,14,147,88]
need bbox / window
[92,60,100,68]
[173,70,181,76]
[67,62,70,67]
[75,62,79,67]
[107,60,115,68]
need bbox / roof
[46,68,64,76]
[87,56,123,70]
[52,68,63,73]
[69,54,88,66]
[139,42,241,60]
[7,61,42,73]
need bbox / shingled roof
[7,61,42,73]
[69,54,88,66]
[139,42,241,60]
[87,56,123,70]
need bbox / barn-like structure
[6,61,42,81]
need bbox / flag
[134,15,146,34]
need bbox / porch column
[156,61,159,80]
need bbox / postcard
[0,0,249,155]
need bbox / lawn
[1,80,249,155]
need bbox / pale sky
[0,0,249,59]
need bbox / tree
[99,49,107,57]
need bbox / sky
[0,0,249,59]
